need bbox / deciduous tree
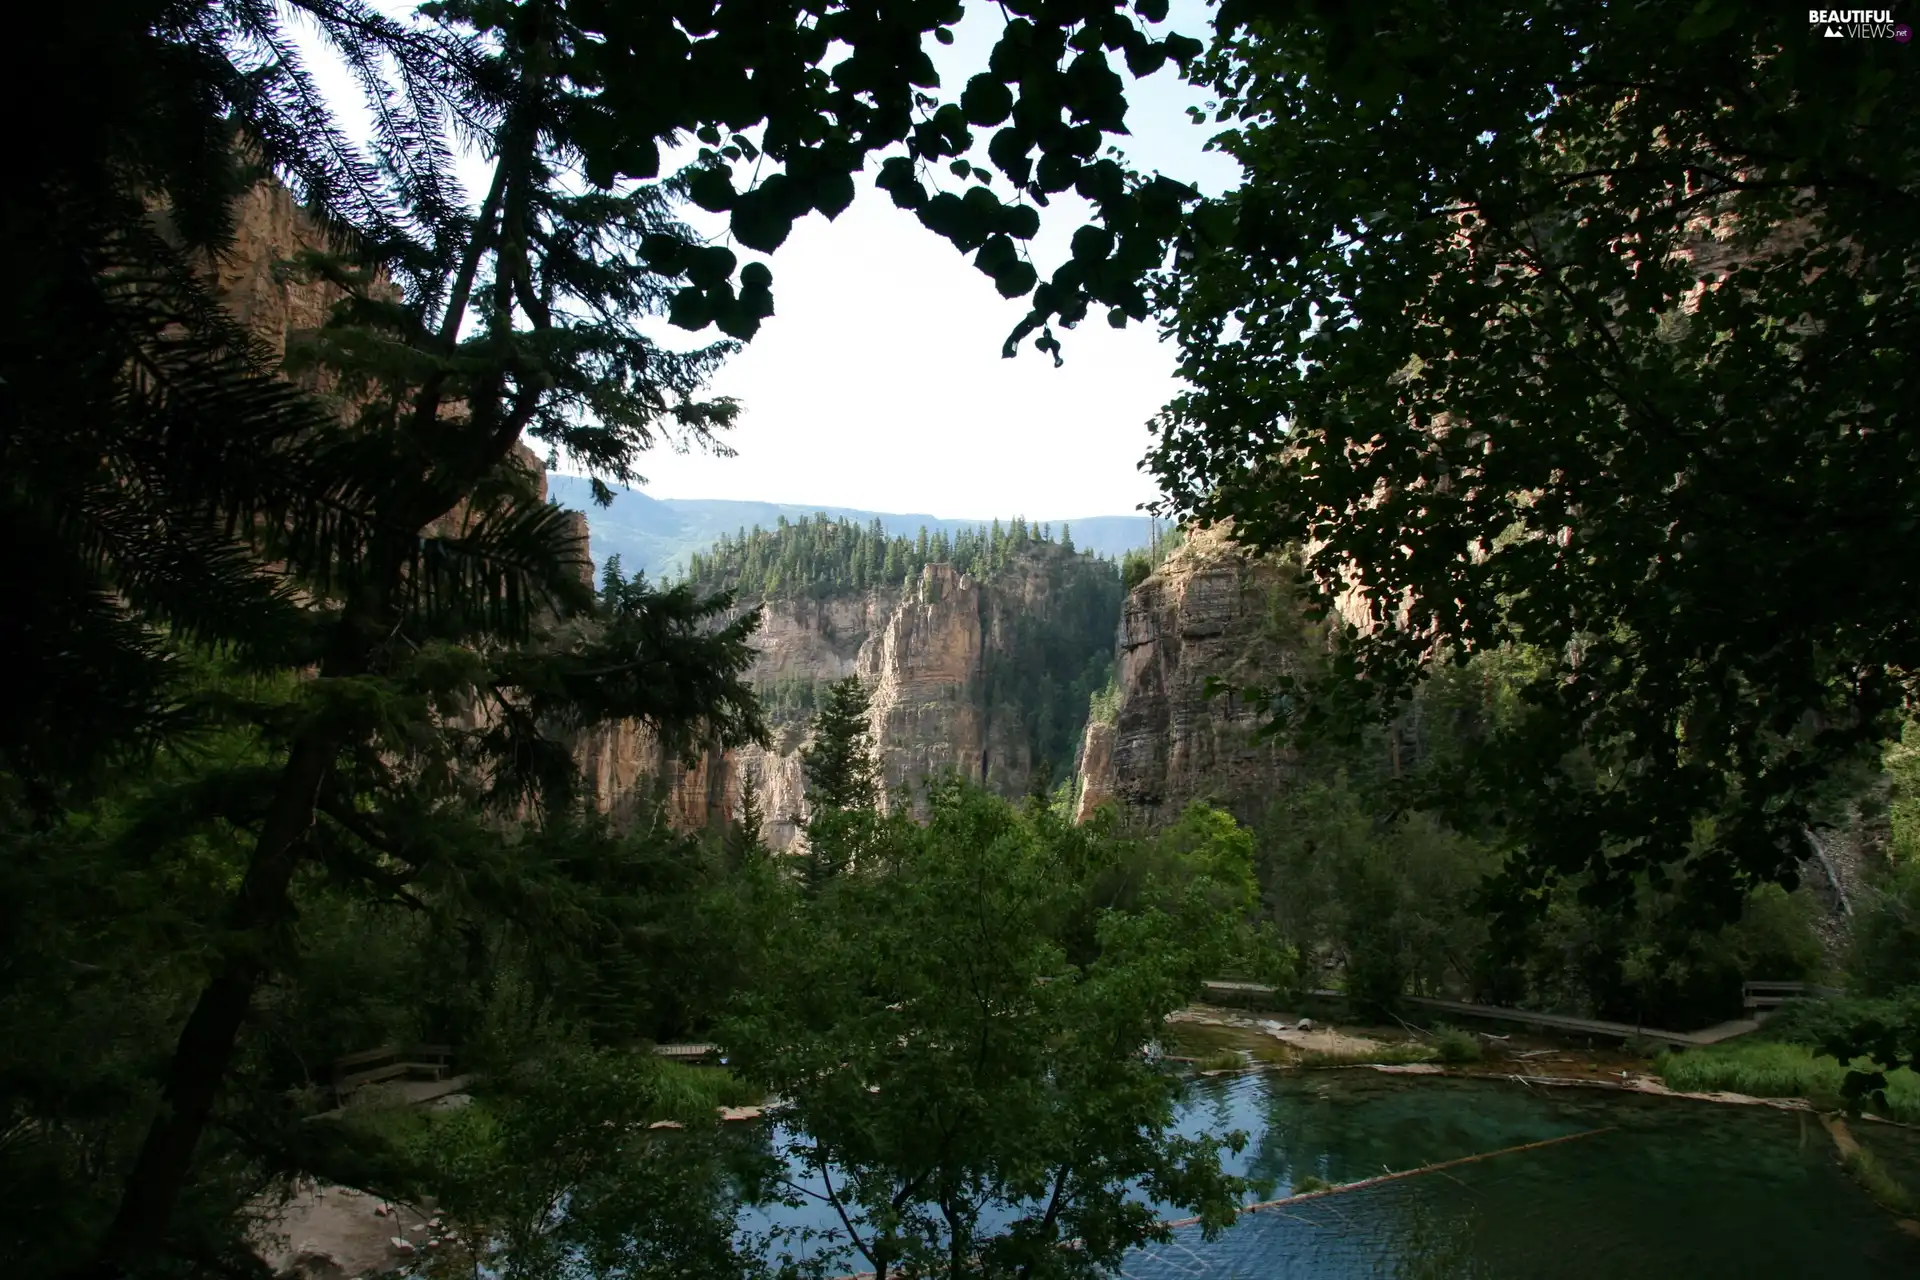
[1153,1,1920,922]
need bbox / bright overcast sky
[308,2,1238,521]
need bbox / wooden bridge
[1199,979,1838,1050]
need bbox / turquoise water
[749,1072,1920,1277]
[1134,1072,1920,1278]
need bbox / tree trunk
[81,51,556,1268]
[80,729,341,1276]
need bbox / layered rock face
[205,178,592,565]
[575,587,890,848]
[583,555,1096,849]
[203,178,347,362]
[1074,525,1306,826]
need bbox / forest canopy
[681,512,1102,599]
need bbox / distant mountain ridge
[544,473,1157,579]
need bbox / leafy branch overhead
[520,0,1207,356]
[1151,0,1920,917]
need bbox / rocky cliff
[1073,525,1310,827]
[580,549,1119,849]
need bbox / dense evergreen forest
[672,513,1125,789]
[680,512,1095,599]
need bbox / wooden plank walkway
[1402,995,1760,1048]
[1199,981,1763,1049]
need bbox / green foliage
[1153,0,1920,922]
[1247,644,1827,1025]
[6,0,1220,1272]
[979,549,1126,789]
[1084,803,1292,989]
[1088,674,1122,726]
[1841,1142,1916,1217]
[1886,723,1920,865]
[725,772,773,872]
[395,1050,766,1280]
[1655,1039,1920,1126]
[1848,860,1920,999]
[1847,724,1920,997]
[1766,990,1920,1119]
[689,514,1124,787]
[0,686,780,1255]
[484,1,1211,354]
[1431,1028,1482,1066]
[683,512,1113,601]
[725,780,1254,1279]
[1119,522,1183,593]
[800,676,881,890]
[1259,776,1497,1015]
[1518,880,1827,1031]
[802,677,880,816]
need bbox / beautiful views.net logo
[1807,8,1913,39]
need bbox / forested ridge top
[541,473,1158,580]
[678,511,1116,600]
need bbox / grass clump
[1164,1019,1295,1065]
[1196,1049,1249,1072]
[1654,1040,1920,1123]
[1844,1144,1916,1215]
[1431,1027,1482,1065]
[1298,1041,1438,1069]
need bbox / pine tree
[798,677,880,888]
[725,770,770,869]
[801,677,879,813]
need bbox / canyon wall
[204,175,1099,849]
[580,553,1101,849]
[1074,525,1309,827]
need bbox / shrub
[1432,1027,1482,1065]
[1847,859,1920,996]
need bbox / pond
[744,1071,1920,1278]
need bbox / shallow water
[748,1071,1920,1278]
[1133,1072,1920,1278]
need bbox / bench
[332,1044,454,1100]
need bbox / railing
[1742,981,1844,1012]
[331,1044,454,1102]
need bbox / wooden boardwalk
[1199,981,1763,1049]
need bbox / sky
[306,2,1239,522]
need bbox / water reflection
[741,1072,1920,1277]
[1124,1073,1920,1278]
